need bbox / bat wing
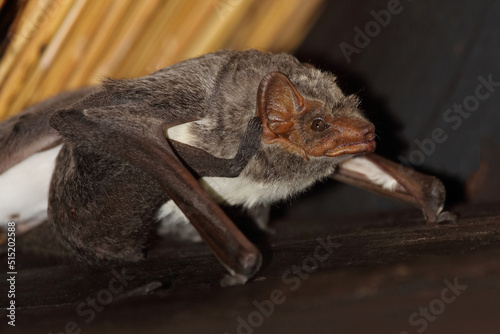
[333,154,457,224]
[0,87,96,175]
[50,106,262,285]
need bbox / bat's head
[257,71,376,161]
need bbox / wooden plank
[1,204,499,333]
[13,253,500,334]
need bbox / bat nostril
[363,125,375,140]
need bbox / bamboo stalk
[163,0,217,67]
[116,0,184,78]
[10,0,85,116]
[95,0,160,79]
[34,1,110,98]
[183,0,254,57]
[66,0,131,88]
[0,0,325,121]
[0,0,75,119]
[271,0,325,51]
[0,0,52,86]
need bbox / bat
[0,49,456,285]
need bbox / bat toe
[436,211,458,224]
[220,273,249,287]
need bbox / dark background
[283,0,498,220]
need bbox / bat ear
[257,71,305,139]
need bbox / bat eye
[311,118,327,132]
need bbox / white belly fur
[155,176,287,241]
[200,176,292,208]
[0,145,61,232]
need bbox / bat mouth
[325,139,376,157]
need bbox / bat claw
[220,273,249,287]
[436,211,458,224]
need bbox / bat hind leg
[48,145,166,263]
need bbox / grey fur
[103,49,367,194]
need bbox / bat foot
[436,211,458,224]
[424,210,458,225]
[220,273,249,287]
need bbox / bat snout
[324,117,376,157]
[332,117,374,138]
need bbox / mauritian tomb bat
[0,49,456,285]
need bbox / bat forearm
[334,154,457,224]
